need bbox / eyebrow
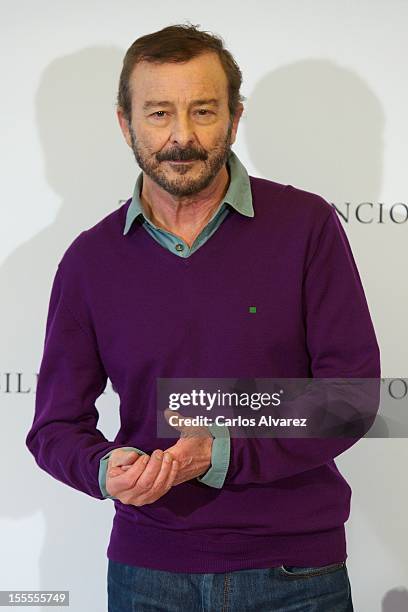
[142,98,220,111]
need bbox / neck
[140,165,230,246]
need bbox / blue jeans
[107,559,354,611]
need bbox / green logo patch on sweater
[249,306,257,313]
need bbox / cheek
[134,124,169,153]
[200,124,230,149]
[193,129,218,151]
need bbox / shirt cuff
[196,423,231,489]
[98,446,147,499]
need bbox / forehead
[129,52,229,104]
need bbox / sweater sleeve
[223,206,381,487]
[196,423,231,488]
[25,261,132,500]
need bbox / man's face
[117,52,243,197]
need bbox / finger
[136,450,165,488]
[108,456,145,482]
[166,458,179,487]
[110,450,139,467]
[109,466,125,477]
[161,443,192,469]
[134,458,179,506]
[121,453,150,482]
[150,453,177,491]
[107,454,149,495]
[110,450,139,468]
[107,457,137,480]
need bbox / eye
[151,111,167,118]
[196,109,212,116]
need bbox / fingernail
[154,450,163,460]
[163,453,171,463]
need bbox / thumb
[164,409,209,438]
[109,449,140,468]
[164,409,187,434]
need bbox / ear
[229,103,244,145]
[117,107,132,148]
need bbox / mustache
[156,147,208,162]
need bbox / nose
[170,112,195,148]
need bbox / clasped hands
[105,409,213,506]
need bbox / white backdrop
[1,1,407,611]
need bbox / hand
[105,447,178,506]
[158,409,213,486]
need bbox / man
[26,24,380,611]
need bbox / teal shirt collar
[123,150,254,236]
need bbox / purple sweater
[26,176,380,573]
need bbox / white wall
[1,1,407,610]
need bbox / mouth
[167,159,197,165]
